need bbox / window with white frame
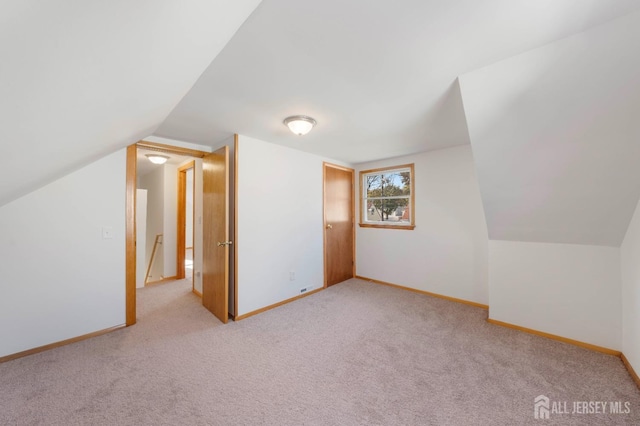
[359,164,415,230]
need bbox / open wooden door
[202,146,230,323]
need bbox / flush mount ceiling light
[283,115,317,136]
[145,154,169,165]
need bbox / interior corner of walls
[235,135,325,316]
[355,147,489,305]
[208,135,236,152]
[451,76,471,139]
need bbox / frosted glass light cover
[146,154,169,164]
[284,115,316,135]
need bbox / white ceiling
[156,0,640,164]
[460,9,640,246]
[0,0,261,206]
[5,1,640,248]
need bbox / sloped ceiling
[5,1,640,250]
[460,9,640,246]
[156,0,640,164]
[0,0,261,207]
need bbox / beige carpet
[1,278,639,425]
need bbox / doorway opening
[126,140,233,326]
[135,148,196,289]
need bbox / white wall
[489,240,621,350]
[621,198,640,375]
[163,163,178,278]
[0,149,126,357]
[185,169,194,248]
[459,10,640,247]
[135,189,148,288]
[237,135,339,316]
[138,167,164,281]
[356,145,489,304]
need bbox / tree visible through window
[360,164,415,229]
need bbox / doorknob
[326,224,333,229]
[217,241,233,247]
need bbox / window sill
[359,223,415,230]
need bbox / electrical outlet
[289,271,295,281]
[300,285,313,294]
[102,227,113,239]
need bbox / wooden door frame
[176,161,196,285]
[322,162,356,288]
[125,141,208,326]
[233,134,239,318]
[125,145,137,325]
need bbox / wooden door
[202,146,229,323]
[323,163,355,286]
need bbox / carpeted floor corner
[1,278,639,425]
